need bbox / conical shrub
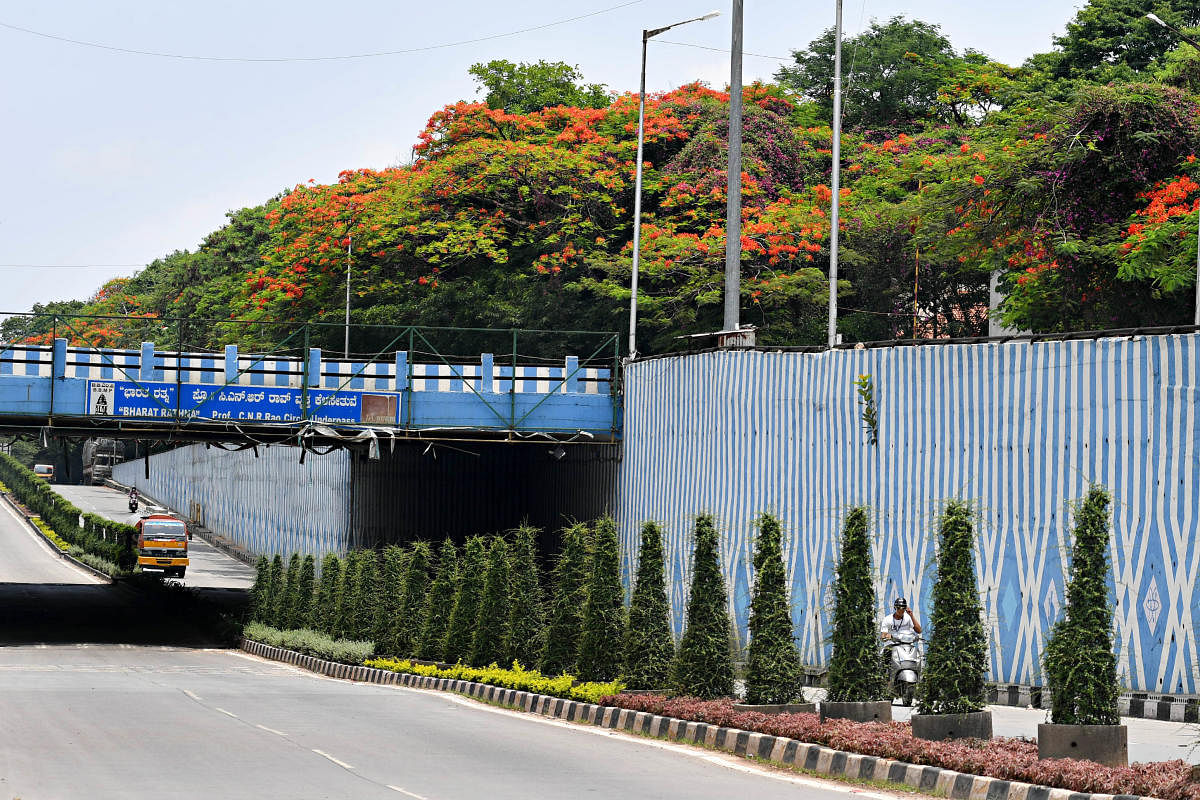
[623,521,674,689]
[295,554,316,629]
[417,539,458,661]
[672,514,735,699]
[377,545,408,654]
[281,553,302,630]
[352,549,382,642]
[335,551,362,639]
[443,536,487,664]
[249,555,270,624]
[266,554,284,629]
[745,513,802,705]
[577,517,625,682]
[916,500,988,715]
[314,553,343,635]
[393,542,430,658]
[470,537,511,667]
[827,506,887,702]
[1043,486,1120,725]
[505,525,545,668]
[540,523,590,676]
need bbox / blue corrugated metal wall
[616,335,1200,694]
[113,445,352,557]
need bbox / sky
[0,0,1086,317]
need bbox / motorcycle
[884,629,923,706]
[128,494,139,513]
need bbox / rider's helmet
[893,597,908,611]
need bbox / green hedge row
[0,453,136,572]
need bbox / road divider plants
[365,658,624,705]
[244,622,374,663]
[0,453,135,574]
[599,693,1199,800]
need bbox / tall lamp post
[828,0,844,347]
[1147,12,1200,326]
[629,10,721,360]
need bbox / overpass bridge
[0,333,619,449]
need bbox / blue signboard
[85,380,399,426]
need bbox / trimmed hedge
[244,621,374,663]
[365,657,624,705]
[0,453,135,572]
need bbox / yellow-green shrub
[33,517,70,551]
[365,658,624,704]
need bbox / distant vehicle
[81,438,123,485]
[32,464,54,482]
[134,513,189,578]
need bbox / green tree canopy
[776,17,964,130]
[469,59,609,114]
[1031,0,1200,79]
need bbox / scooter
[885,629,923,706]
[128,494,139,513]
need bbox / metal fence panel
[616,334,1200,694]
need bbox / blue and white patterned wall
[113,444,352,558]
[616,335,1200,694]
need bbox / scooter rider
[128,487,139,512]
[881,597,921,641]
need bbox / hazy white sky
[0,0,1084,316]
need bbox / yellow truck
[135,514,189,578]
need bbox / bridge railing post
[140,342,156,382]
[307,348,321,388]
[52,338,67,381]
[224,345,238,385]
[480,353,493,394]
[394,351,408,393]
[564,355,579,394]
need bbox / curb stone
[240,639,1162,800]
[986,683,1200,724]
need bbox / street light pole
[629,10,721,360]
[723,0,744,334]
[828,0,844,347]
[1147,12,1200,326]
[345,203,353,359]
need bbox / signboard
[88,381,116,416]
[85,380,399,426]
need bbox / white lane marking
[386,686,899,800]
[387,785,429,799]
[312,749,355,770]
[215,707,238,719]
[256,724,289,737]
[182,690,201,701]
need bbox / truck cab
[134,514,189,578]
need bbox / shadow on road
[0,581,247,647]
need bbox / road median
[241,637,1172,800]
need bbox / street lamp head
[700,10,721,20]
[1147,12,1167,26]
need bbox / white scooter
[885,629,923,706]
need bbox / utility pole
[723,0,744,333]
[345,204,353,359]
[828,0,844,347]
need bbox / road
[0,482,909,799]
[52,484,255,589]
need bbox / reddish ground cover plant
[600,694,1200,800]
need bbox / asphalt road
[0,483,907,800]
[0,645,911,800]
[51,484,255,589]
